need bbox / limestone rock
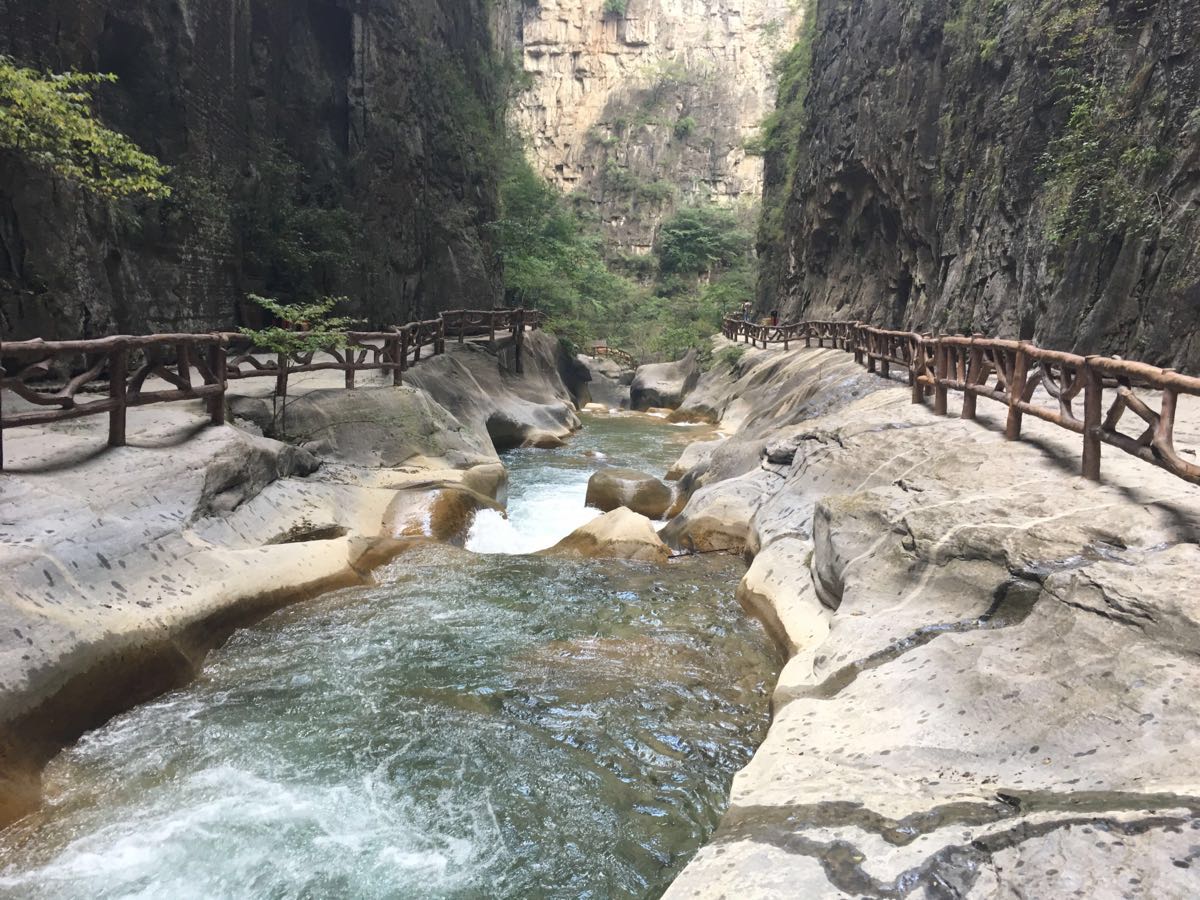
[585,467,675,519]
[380,485,500,545]
[408,332,582,451]
[231,385,495,469]
[498,0,804,255]
[575,355,631,409]
[542,508,670,563]
[761,0,1200,369]
[662,342,1200,898]
[0,0,504,343]
[630,350,701,411]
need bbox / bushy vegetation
[0,56,169,199]
[234,141,360,303]
[492,146,755,361]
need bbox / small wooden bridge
[0,308,543,469]
[723,316,1200,487]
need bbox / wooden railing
[723,317,1200,486]
[0,308,542,469]
[586,342,637,369]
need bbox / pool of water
[0,414,777,899]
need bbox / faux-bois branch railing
[723,317,1200,487]
[0,308,542,469]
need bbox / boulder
[542,508,670,563]
[585,467,675,519]
[407,332,582,451]
[575,355,631,409]
[629,349,700,411]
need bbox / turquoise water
[0,414,777,899]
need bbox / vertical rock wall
[501,0,802,254]
[0,0,504,341]
[760,0,1200,368]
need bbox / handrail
[0,308,541,468]
[722,316,1200,486]
[587,344,637,369]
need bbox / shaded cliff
[760,0,1200,368]
[501,0,801,255]
[0,0,506,341]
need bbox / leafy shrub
[0,55,169,198]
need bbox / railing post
[783,327,789,351]
[1005,342,1030,440]
[389,333,402,386]
[489,313,497,345]
[933,338,948,415]
[1082,356,1102,481]
[866,331,876,372]
[275,351,289,413]
[208,338,227,426]
[108,342,128,449]
[458,312,465,345]
[853,326,863,365]
[880,337,890,379]
[911,338,925,405]
[345,347,355,389]
[436,319,446,355]
[400,328,410,376]
[961,337,982,421]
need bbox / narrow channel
[0,414,779,899]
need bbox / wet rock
[585,468,675,520]
[380,485,500,545]
[542,508,670,564]
[630,350,701,411]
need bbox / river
[0,413,779,899]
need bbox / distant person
[770,309,779,326]
[741,302,753,322]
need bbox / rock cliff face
[0,0,505,341]
[761,0,1200,369]
[501,0,802,254]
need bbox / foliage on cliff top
[0,56,170,199]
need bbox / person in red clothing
[769,309,780,326]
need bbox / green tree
[239,294,357,436]
[0,56,169,198]
[656,205,752,275]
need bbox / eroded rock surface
[662,342,1200,898]
[630,349,701,411]
[585,467,674,519]
[0,334,576,823]
[498,0,803,254]
[543,507,670,563]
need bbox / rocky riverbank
[0,331,579,825]
[661,338,1200,896]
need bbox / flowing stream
[0,413,779,899]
